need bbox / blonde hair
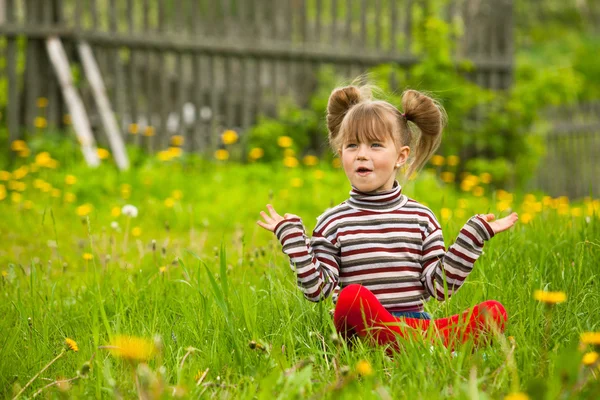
[326,84,447,178]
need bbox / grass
[1,149,600,399]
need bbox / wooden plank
[127,0,138,145]
[316,0,323,42]
[390,0,397,53]
[300,0,307,42]
[224,56,233,128]
[345,0,352,48]
[46,37,100,167]
[208,55,218,150]
[77,41,129,170]
[240,57,251,130]
[405,0,413,53]
[375,0,382,50]
[6,0,20,152]
[330,0,337,45]
[158,51,169,150]
[360,0,367,48]
[90,0,98,29]
[24,0,41,132]
[192,54,202,151]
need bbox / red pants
[333,284,507,350]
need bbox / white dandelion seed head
[110,221,120,230]
[122,204,138,218]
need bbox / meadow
[1,141,600,399]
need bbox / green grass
[1,154,600,399]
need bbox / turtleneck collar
[347,181,408,212]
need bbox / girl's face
[340,135,410,193]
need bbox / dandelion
[355,360,373,377]
[430,155,445,166]
[159,266,167,273]
[440,171,455,183]
[170,135,184,147]
[63,114,72,125]
[534,290,566,305]
[221,129,238,145]
[248,147,264,161]
[283,156,298,168]
[283,148,295,157]
[581,332,600,346]
[65,175,77,185]
[83,253,93,261]
[122,204,138,218]
[97,148,110,160]
[110,221,119,230]
[520,213,533,224]
[168,147,182,157]
[332,158,342,168]
[23,200,34,210]
[11,140,28,152]
[37,97,49,108]
[0,171,10,180]
[143,126,155,137]
[277,136,293,148]
[472,186,484,197]
[440,208,452,221]
[314,170,325,180]
[447,155,460,166]
[13,165,28,179]
[64,192,76,203]
[65,338,79,352]
[34,117,48,129]
[128,123,139,135]
[480,172,492,184]
[571,207,582,217]
[132,227,142,237]
[157,150,172,161]
[104,335,156,362]
[11,192,22,204]
[172,190,183,200]
[164,198,175,208]
[111,206,121,217]
[303,155,319,166]
[214,149,229,161]
[504,393,530,400]
[18,148,31,157]
[76,204,93,217]
[0,185,6,201]
[582,351,599,366]
[290,178,303,188]
[51,189,61,198]
[35,152,52,167]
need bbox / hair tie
[400,112,406,119]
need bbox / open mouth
[356,167,373,176]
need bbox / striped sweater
[274,182,495,312]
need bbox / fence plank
[6,0,20,152]
[46,37,100,167]
[24,0,42,132]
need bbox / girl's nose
[356,144,369,159]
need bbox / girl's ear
[396,146,410,165]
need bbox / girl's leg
[333,284,428,347]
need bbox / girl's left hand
[479,212,519,234]
[257,204,299,232]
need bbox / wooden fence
[530,102,600,199]
[0,0,514,159]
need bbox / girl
[257,85,518,350]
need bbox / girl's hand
[257,204,299,232]
[478,212,519,234]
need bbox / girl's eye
[346,143,357,149]
[371,143,383,148]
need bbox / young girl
[257,85,518,350]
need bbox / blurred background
[0,0,599,198]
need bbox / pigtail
[401,90,447,178]
[326,86,363,149]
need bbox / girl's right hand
[257,204,298,232]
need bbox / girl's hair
[326,84,447,178]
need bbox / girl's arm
[258,205,340,302]
[420,214,497,301]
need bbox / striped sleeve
[420,215,495,301]
[274,217,340,302]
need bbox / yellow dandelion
[35,152,52,167]
[83,253,93,261]
[582,351,599,366]
[248,147,264,161]
[64,192,76,203]
[170,135,184,147]
[480,172,492,184]
[504,393,530,400]
[458,198,469,209]
[581,332,600,346]
[440,171,455,183]
[143,126,155,137]
[172,190,183,200]
[131,227,142,237]
[446,155,460,166]
[472,186,484,197]
[430,155,445,166]
[164,198,175,208]
[571,207,582,217]
[157,150,172,161]
[168,147,182,157]
[283,148,296,157]
[128,123,139,135]
[520,213,533,224]
[355,360,373,377]
[533,290,566,304]
[332,158,342,168]
[11,140,28,152]
[455,209,466,218]
[18,148,31,158]
[215,149,229,161]
[460,180,475,192]
[106,335,156,362]
[314,170,325,180]
[51,189,61,198]
[65,338,79,352]
[34,117,48,129]
[23,200,34,210]
[63,114,72,125]
[76,203,93,217]
[97,148,110,160]
[290,178,303,188]
[11,192,22,204]
[303,155,319,166]
[111,206,121,217]
[221,130,238,145]
[277,136,293,148]
[440,208,452,221]
[283,156,298,168]
[65,175,77,185]
[37,97,49,108]
[0,185,6,201]
[0,171,11,181]
[13,166,28,180]
[159,266,167,273]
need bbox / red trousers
[333,284,507,350]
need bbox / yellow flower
[303,155,319,166]
[440,208,452,221]
[168,147,183,157]
[65,175,77,185]
[248,147,264,161]
[51,189,61,198]
[164,198,175,208]
[76,204,93,217]
[290,178,303,188]
[132,227,142,237]
[472,186,484,197]
[106,335,156,362]
[215,149,229,161]
[582,351,599,366]
[283,148,296,157]
[446,155,460,166]
[277,136,293,148]
[504,393,530,400]
[64,192,76,203]
[170,135,184,147]
[34,117,48,129]
[440,171,455,183]
[35,152,52,167]
[571,207,582,217]
[172,190,183,200]
[143,126,155,137]
[430,155,445,166]
[128,123,139,135]
[83,253,93,261]
[11,140,28,152]
[0,171,11,181]
[480,173,492,184]
[221,130,238,145]
[314,170,325,180]
[111,206,121,217]
[355,360,373,377]
[65,338,79,352]
[0,185,6,201]
[497,201,512,212]
[63,114,72,125]
[13,166,28,180]
[97,148,110,160]
[533,290,566,304]
[37,97,49,108]
[157,150,173,161]
[18,148,31,157]
[283,156,298,168]
[458,198,469,209]
[332,158,341,168]
[10,192,21,203]
[159,266,167,273]
[581,332,600,346]
[520,213,533,224]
